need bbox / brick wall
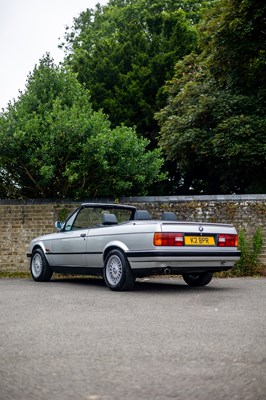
[0,195,265,272]
[0,202,78,272]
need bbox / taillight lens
[218,234,238,247]
[154,232,184,246]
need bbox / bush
[219,227,263,277]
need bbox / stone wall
[0,201,78,272]
[0,195,265,272]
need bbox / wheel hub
[107,255,122,285]
[111,264,119,277]
[32,254,42,277]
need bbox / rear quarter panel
[86,221,160,266]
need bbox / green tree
[62,0,201,142]
[0,54,165,199]
[156,0,266,194]
[201,0,266,95]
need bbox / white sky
[0,0,109,110]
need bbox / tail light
[154,232,184,246]
[154,232,238,247]
[218,234,238,247]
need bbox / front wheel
[30,249,53,282]
[104,249,135,291]
[182,272,213,287]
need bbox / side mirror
[55,221,63,231]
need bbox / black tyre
[30,248,53,282]
[103,249,135,291]
[182,272,213,287]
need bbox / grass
[1,269,265,280]
[0,271,102,280]
[0,271,31,278]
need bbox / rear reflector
[218,234,238,247]
[153,232,184,246]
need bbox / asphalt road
[0,277,265,400]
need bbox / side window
[64,211,78,231]
[70,208,102,230]
[63,207,133,231]
[72,208,91,230]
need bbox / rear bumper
[126,250,241,271]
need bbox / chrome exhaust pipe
[164,267,171,275]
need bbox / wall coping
[123,194,266,202]
[0,194,266,205]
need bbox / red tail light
[154,232,184,246]
[218,234,238,247]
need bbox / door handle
[80,233,86,238]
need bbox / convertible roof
[81,203,136,210]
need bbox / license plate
[185,236,215,246]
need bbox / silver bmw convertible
[27,203,241,291]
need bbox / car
[27,203,241,291]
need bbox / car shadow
[50,276,105,288]
[133,278,226,293]
[48,275,233,293]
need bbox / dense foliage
[156,0,266,193]
[0,0,265,198]
[62,0,201,141]
[0,55,165,199]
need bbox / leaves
[1,1,265,197]
[63,0,198,139]
[156,0,266,194]
[0,54,165,199]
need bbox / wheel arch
[103,241,129,263]
[103,246,135,291]
[31,243,49,264]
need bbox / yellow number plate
[185,236,215,246]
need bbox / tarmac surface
[0,277,266,400]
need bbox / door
[51,229,87,267]
[50,207,90,267]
